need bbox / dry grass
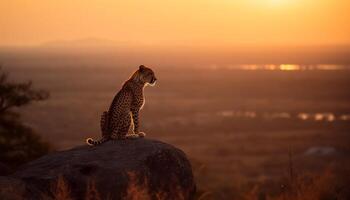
[193,150,349,200]
[194,169,347,200]
[85,179,101,200]
[45,171,187,200]
[125,172,150,200]
[125,171,186,200]
[51,175,73,200]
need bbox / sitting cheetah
[86,65,157,146]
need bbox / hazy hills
[1,38,350,67]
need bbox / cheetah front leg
[131,108,146,137]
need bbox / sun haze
[0,0,349,47]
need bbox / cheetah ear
[139,65,146,71]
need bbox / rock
[0,139,196,200]
[0,177,27,200]
[0,162,11,176]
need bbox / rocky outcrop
[0,139,196,200]
[0,162,11,176]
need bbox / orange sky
[1,0,350,47]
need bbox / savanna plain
[5,61,350,199]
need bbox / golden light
[279,64,300,71]
[270,0,285,4]
[1,0,350,46]
[268,0,289,7]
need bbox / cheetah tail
[86,137,108,146]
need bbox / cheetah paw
[126,134,139,139]
[137,132,146,137]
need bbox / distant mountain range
[39,38,137,48]
[1,38,350,65]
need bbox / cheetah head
[138,65,157,86]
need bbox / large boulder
[0,139,196,200]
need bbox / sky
[0,0,350,47]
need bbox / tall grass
[194,151,349,200]
[46,171,186,200]
[51,175,72,200]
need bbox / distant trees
[0,67,50,169]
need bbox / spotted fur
[86,65,157,146]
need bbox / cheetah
[86,65,157,146]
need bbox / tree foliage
[0,67,50,169]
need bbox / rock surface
[0,139,196,200]
[0,162,11,176]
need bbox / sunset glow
[1,0,349,47]
[237,64,347,71]
[1,1,350,200]
[268,0,288,6]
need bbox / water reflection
[218,110,349,122]
[339,114,350,121]
[314,113,335,122]
[218,111,257,118]
[160,111,350,127]
[279,64,300,71]
[222,64,349,71]
[263,112,291,119]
